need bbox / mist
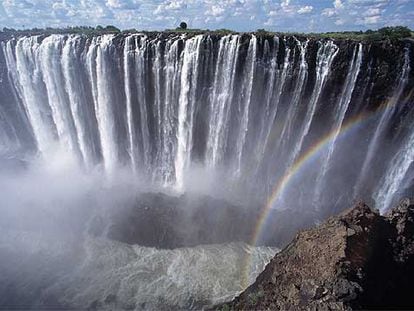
[0,148,279,309]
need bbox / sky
[0,0,413,32]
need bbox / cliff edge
[218,199,414,310]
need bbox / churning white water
[0,230,276,310]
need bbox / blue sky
[1,0,413,32]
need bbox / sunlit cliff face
[0,33,413,309]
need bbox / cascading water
[287,40,339,171]
[206,35,240,169]
[0,32,413,309]
[354,47,412,199]
[276,38,308,156]
[1,32,414,207]
[257,38,291,166]
[312,43,363,207]
[375,129,414,212]
[175,35,203,190]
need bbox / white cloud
[106,0,122,8]
[0,0,413,32]
[364,8,381,16]
[362,15,381,24]
[206,5,225,17]
[297,5,313,14]
[335,18,345,25]
[165,1,185,10]
[281,0,290,8]
[322,8,336,17]
[334,0,344,9]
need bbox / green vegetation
[313,26,412,41]
[164,27,204,33]
[214,28,236,35]
[0,25,121,37]
[0,25,411,42]
[378,26,412,39]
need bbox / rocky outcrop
[219,199,414,310]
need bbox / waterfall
[277,38,309,154]
[86,35,120,174]
[234,35,257,176]
[134,36,152,177]
[373,47,412,212]
[258,38,291,163]
[160,38,181,184]
[206,35,240,168]
[123,35,138,174]
[286,40,339,171]
[62,35,97,169]
[253,37,279,162]
[0,33,413,211]
[8,37,57,154]
[312,43,363,206]
[354,47,411,198]
[375,128,414,212]
[38,35,81,161]
[175,35,203,190]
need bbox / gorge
[0,31,413,309]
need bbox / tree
[105,25,121,33]
[378,26,411,39]
[179,21,187,30]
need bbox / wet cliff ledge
[218,199,414,310]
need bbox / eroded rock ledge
[218,199,414,310]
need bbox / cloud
[281,0,290,8]
[362,15,381,24]
[322,8,336,17]
[206,5,225,17]
[335,18,345,25]
[3,0,34,9]
[0,0,413,32]
[317,0,406,29]
[297,5,313,14]
[364,8,381,15]
[334,0,344,9]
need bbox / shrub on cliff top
[377,26,412,39]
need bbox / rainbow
[241,99,402,288]
[250,113,367,247]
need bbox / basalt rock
[218,199,414,310]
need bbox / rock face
[219,199,414,310]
